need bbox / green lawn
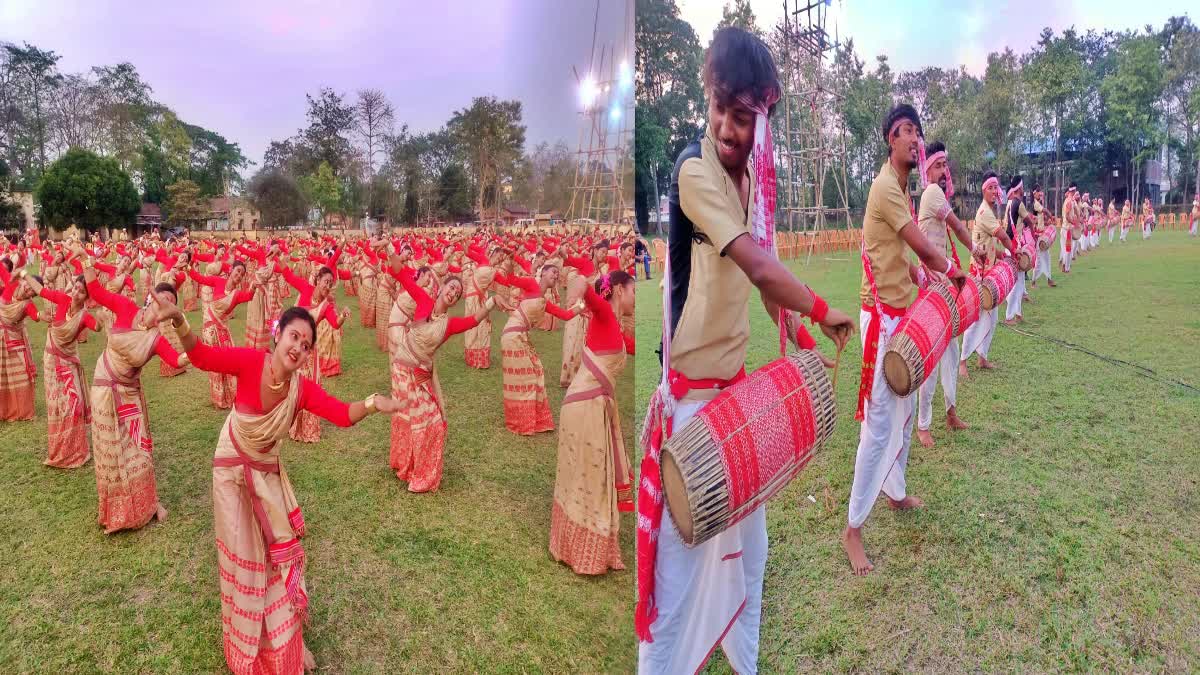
[0,286,635,673]
[635,231,1200,672]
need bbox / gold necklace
[266,360,286,391]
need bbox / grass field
[635,231,1200,672]
[0,284,635,673]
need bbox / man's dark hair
[926,140,946,156]
[703,27,780,116]
[1068,181,1078,191]
[982,170,998,184]
[882,103,923,145]
[1008,175,1023,191]
[1032,183,1041,192]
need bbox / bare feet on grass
[946,408,969,430]
[978,357,996,370]
[887,495,924,510]
[917,429,935,448]
[958,362,969,379]
[842,526,874,576]
[155,504,168,523]
[304,646,316,671]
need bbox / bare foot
[1048,280,1057,287]
[917,429,935,448]
[946,408,969,430]
[958,362,969,379]
[155,504,168,523]
[887,495,925,510]
[1023,294,1031,302]
[1003,318,1018,326]
[842,526,874,576]
[303,646,316,671]
[978,358,996,370]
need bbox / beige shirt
[1033,199,1045,229]
[972,200,1003,267]
[917,183,952,254]
[860,162,915,309]
[669,127,755,381]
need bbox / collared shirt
[972,200,1003,267]
[917,183,952,254]
[860,161,915,308]
[666,127,755,381]
[1033,199,1045,229]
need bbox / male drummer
[843,104,966,576]
[637,27,854,674]
[960,171,1015,379]
[1029,185,1057,289]
[1002,175,1038,325]
[914,140,974,449]
[1060,184,1079,272]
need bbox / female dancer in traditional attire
[155,254,191,378]
[560,240,609,386]
[374,245,395,352]
[0,267,41,421]
[25,274,98,467]
[356,247,379,328]
[245,246,282,352]
[160,304,399,674]
[495,265,580,435]
[82,255,189,533]
[274,262,348,444]
[549,271,635,575]
[462,247,506,368]
[190,262,254,409]
[388,263,511,492]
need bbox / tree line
[635,0,1200,232]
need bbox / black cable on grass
[999,324,1200,394]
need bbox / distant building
[206,196,260,231]
[136,203,163,231]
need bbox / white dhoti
[1109,226,1115,243]
[1142,222,1151,239]
[1190,219,1197,236]
[1090,231,1099,247]
[1059,233,1073,271]
[917,335,959,431]
[962,306,997,361]
[848,310,916,529]
[1033,248,1052,282]
[1004,272,1025,321]
[638,398,768,675]
[1120,226,1128,242]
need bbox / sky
[0,0,632,171]
[680,0,1195,74]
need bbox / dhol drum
[1015,242,1034,271]
[661,349,836,547]
[979,257,1018,311]
[1037,226,1056,251]
[954,274,981,338]
[882,278,960,397]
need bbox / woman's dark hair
[31,274,43,285]
[619,242,633,252]
[1,259,11,273]
[704,27,780,116]
[75,274,89,297]
[153,282,178,304]
[882,103,923,145]
[231,260,246,272]
[595,270,633,300]
[416,265,432,278]
[316,265,334,280]
[593,238,610,252]
[277,306,317,342]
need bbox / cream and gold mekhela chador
[203,290,241,409]
[357,264,377,328]
[559,269,594,387]
[500,297,556,435]
[245,266,281,352]
[91,329,165,533]
[463,265,497,368]
[389,315,450,492]
[154,268,189,378]
[374,271,394,352]
[289,302,326,444]
[43,308,92,468]
[549,347,632,574]
[0,300,37,421]
[211,375,310,674]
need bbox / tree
[437,163,472,220]
[635,0,704,230]
[2,42,63,178]
[1102,34,1166,201]
[49,73,104,154]
[247,170,307,230]
[300,161,342,227]
[302,87,355,176]
[354,89,394,177]
[714,0,759,40]
[163,179,207,229]
[35,147,139,232]
[447,96,526,219]
[92,62,154,175]
[1025,29,1087,185]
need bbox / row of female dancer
[0,225,636,674]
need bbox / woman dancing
[189,261,255,408]
[0,266,41,422]
[159,303,399,674]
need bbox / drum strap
[856,240,908,422]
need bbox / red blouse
[188,269,254,306]
[85,278,184,367]
[394,267,478,337]
[186,343,352,424]
[584,286,633,354]
[39,288,98,330]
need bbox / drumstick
[831,341,845,394]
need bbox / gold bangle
[364,393,378,413]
